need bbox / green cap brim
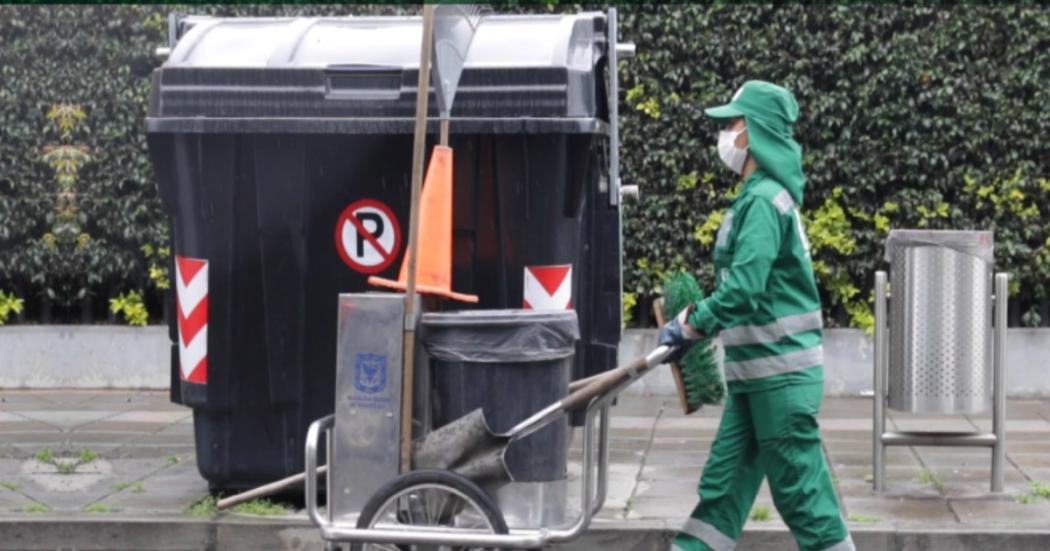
[704,103,744,121]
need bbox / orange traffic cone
[368,145,479,303]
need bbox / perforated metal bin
[885,230,995,414]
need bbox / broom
[569,272,722,414]
[654,272,723,414]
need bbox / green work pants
[671,382,853,551]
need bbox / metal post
[992,272,1008,492]
[873,271,887,491]
[607,7,620,208]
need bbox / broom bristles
[662,272,725,407]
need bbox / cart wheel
[352,469,508,551]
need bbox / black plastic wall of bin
[431,357,571,482]
[148,131,619,489]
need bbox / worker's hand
[658,305,703,363]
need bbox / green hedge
[1,4,1048,327]
[618,4,1050,328]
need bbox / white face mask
[717,127,748,175]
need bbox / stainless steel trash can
[885,230,995,414]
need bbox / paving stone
[829,448,920,467]
[640,465,704,482]
[950,497,1050,527]
[568,448,645,464]
[11,410,119,431]
[631,478,698,499]
[97,461,208,514]
[76,392,180,411]
[627,495,718,524]
[820,398,871,417]
[0,394,55,411]
[820,429,877,441]
[2,432,87,446]
[653,416,722,432]
[1009,453,1050,469]
[605,399,665,417]
[649,436,713,449]
[609,416,658,430]
[818,418,875,431]
[889,416,979,433]
[116,433,196,447]
[0,420,61,434]
[913,448,994,468]
[641,450,706,468]
[1015,467,1050,484]
[843,496,956,523]
[969,418,1050,432]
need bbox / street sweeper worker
[658,81,854,551]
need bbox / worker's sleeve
[688,197,783,336]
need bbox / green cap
[704,80,799,127]
[706,81,806,203]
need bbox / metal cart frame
[304,376,617,548]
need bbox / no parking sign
[335,199,402,274]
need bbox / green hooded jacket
[689,81,824,394]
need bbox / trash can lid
[884,230,994,265]
[147,13,611,135]
[420,309,580,363]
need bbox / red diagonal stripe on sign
[529,265,571,296]
[176,256,207,286]
[347,213,394,263]
[177,296,208,347]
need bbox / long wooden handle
[560,345,671,412]
[400,4,437,475]
[568,371,606,392]
[216,465,328,510]
[560,357,642,412]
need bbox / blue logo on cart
[354,353,387,394]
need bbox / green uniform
[672,81,853,551]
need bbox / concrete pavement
[1,390,1049,550]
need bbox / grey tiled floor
[1,390,1049,535]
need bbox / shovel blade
[412,408,513,483]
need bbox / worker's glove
[658,305,703,364]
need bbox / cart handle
[305,414,335,528]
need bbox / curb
[2,516,1050,550]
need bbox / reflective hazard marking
[523,264,573,310]
[335,199,402,274]
[175,255,208,385]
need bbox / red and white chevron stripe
[175,256,208,385]
[523,264,573,310]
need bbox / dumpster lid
[884,229,994,264]
[420,309,580,363]
[147,12,611,134]
[165,14,600,70]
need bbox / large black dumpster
[146,12,623,490]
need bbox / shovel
[412,345,674,482]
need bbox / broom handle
[560,345,672,412]
[504,345,672,443]
[216,466,328,510]
[400,4,437,474]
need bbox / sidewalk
[1,390,1049,550]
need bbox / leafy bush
[109,290,148,326]
[0,290,23,325]
[1,5,1049,328]
[618,4,1050,327]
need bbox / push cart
[304,345,673,549]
